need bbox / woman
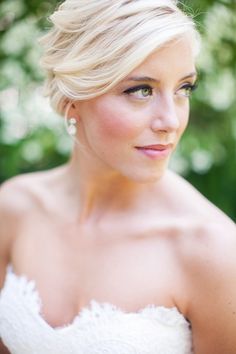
[0,0,235,353]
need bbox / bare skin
[0,166,235,354]
[0,36,236,354]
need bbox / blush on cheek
[93,100,141,140]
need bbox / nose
[150,94,180,133]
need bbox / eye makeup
[176,81,198,97]
[123,81,198,100]
[123,84,153,96]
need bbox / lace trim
[1,265,189,332]
[5,265,42,314]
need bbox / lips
[135,143,173,160]
[136,144,173,151]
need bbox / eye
[124,85,153,99]
[177,82,198,98]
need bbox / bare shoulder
[0,171,47,214]
[0,173,42,258]
[0,165,66,215]
[1,174,36,209]
[163,170,236,353]
[178,214,236,353]
[165,169,235,226]
[0,167,64,284]
[180,217,236,280]
[0,174,34,286]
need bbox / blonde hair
[39,0,200,115]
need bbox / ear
[63,99,80,121]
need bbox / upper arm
[0,177,31,352]
[186,222,236,354]
[0,180,14,286]
[0,176,31,288]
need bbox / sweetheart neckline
[2,265,190,332]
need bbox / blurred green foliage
[0,0,235,220]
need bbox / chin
[123,167,167,184]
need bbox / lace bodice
[0,266,193,354]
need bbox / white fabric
[0,266,193,354]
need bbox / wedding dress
[0,266,193,354]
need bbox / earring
[67,117,77,136]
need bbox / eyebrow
[124,72,198,83]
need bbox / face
[73,36,197,182]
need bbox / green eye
[140,87,152,97]
[124,85,153,98]
[178,83,198,98]
[183,86,193,96]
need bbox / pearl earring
[67,117,77,136]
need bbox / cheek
[90,99,143,140]
[178,102,190,133]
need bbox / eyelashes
[184,82,198,91]
[179,82,198,97]
[123,84,153,98]
[123,82,198,99]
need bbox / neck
[62,147,162,224]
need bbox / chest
[10,223,183,328]
[0,270,193,354]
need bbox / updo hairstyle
[39,0,200,115]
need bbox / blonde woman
[0,1,235,353]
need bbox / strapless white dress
[0,266,193,354]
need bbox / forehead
[126,36,196,81]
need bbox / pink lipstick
[135,144,173,159]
